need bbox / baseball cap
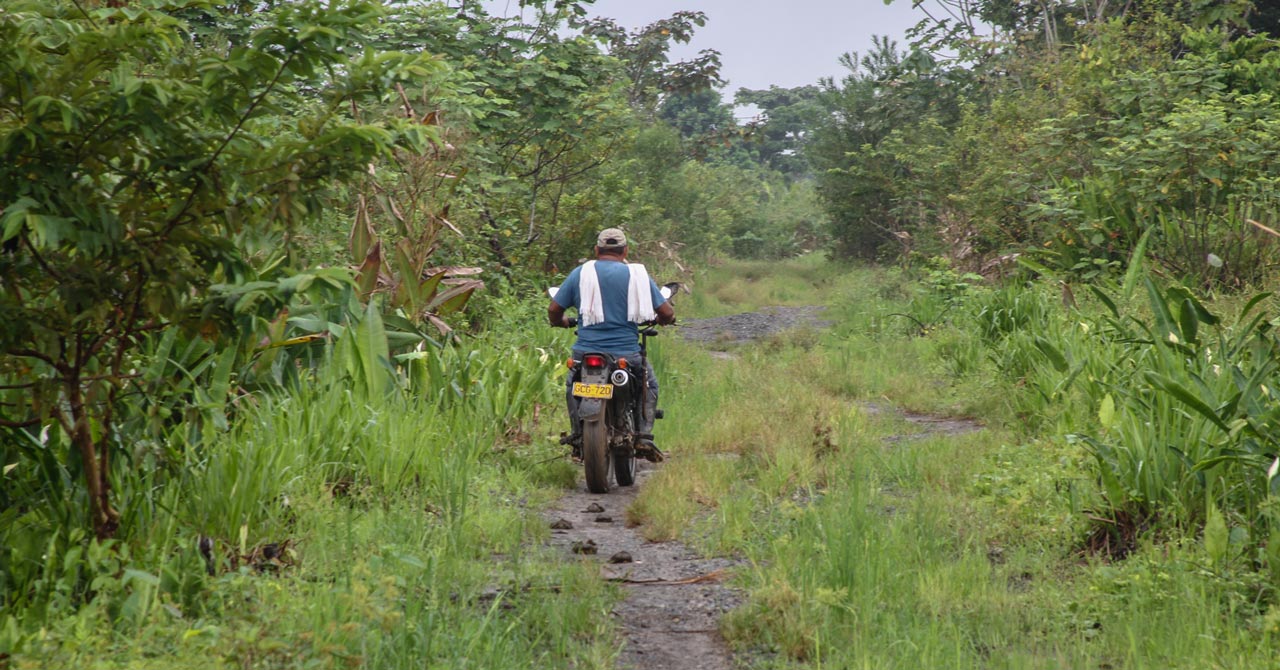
[596,228,627,248]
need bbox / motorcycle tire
[614,413,637,487]
[614,450,636,487]
[582,419,611,494]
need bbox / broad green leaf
[1099,394,1116,431]
[1239,292,1273,322]
[1015,256,1054,277]
[1169,286,1218,326]
[1204,499,1228,563]
[1144,277,1178,344]
[1145,372,1230,433]
[353,300,391,398]
[146,328,177,382]
[123,569,161,587]
[206,346,237,431]
[1,197,39,242]
[386,331,425,348]
[1034,337,1069,373]
[1089,285,1119,319]
[1179,298,1200,345]
[391,241,422,310]
[277,273,315,296]
[1122,229,1150,300]
[418,270,447,304]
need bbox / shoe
[635,438,664,463]
[559,432,582,461]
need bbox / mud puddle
[678,305,830,350]
[860,401,983,442]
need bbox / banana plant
[349,89,483,337]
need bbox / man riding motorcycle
[548,228,676,461]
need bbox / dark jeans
[566,351,658,437]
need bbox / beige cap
[596,227,627,248]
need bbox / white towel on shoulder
[627,264,656,323]
[577,260,656,326]
[579,260,604,326]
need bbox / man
[549,228,676,460]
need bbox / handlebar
[559,317,674,329]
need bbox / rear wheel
[582,419,611,493]
[614,412,637,487]
[614,450,636,486]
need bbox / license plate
[572,382,613,399]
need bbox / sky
[486,0,927,94]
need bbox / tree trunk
[67,379,119,539]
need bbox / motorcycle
[548,283,675,493]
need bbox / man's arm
[646,275,674,325]
[548,300,573,328]
[655,301,675,326]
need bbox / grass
[9,255,1280,668]
[627,256,1280,668]
[3,326,622,669]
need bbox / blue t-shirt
[554,260,666,354]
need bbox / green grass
[3,326,621,669]
[630,257,1280,669]
[9,256,1280,668]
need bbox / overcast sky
[487,0,926,94]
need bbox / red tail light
[583,354,605,368]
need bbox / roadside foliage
[4,0,1280,667]
[0,0,819,665]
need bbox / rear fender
[576,398,606,422]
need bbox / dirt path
[860,401,983,442]
[542,466,741,670]
[678,305,830,349]
[542,305,976,669]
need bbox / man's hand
[656,302,676,326]
[548,301,572,328]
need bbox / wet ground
[677,306,830,348]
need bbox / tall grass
[0,300,620,668]
[628,257,1280,668]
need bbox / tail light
[583,354,606,368]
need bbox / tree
[370,1,633,271]
[658,88,749,163]
[659,89,735,140]
[0,0,434,538]
[809,37,940,259]
[579,11,723,115]
[734,85,823,178]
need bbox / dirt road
[542,465,741,670]
[542,305,976,669]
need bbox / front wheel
[582,419,611,493]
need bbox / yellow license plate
[572,382,613,399]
